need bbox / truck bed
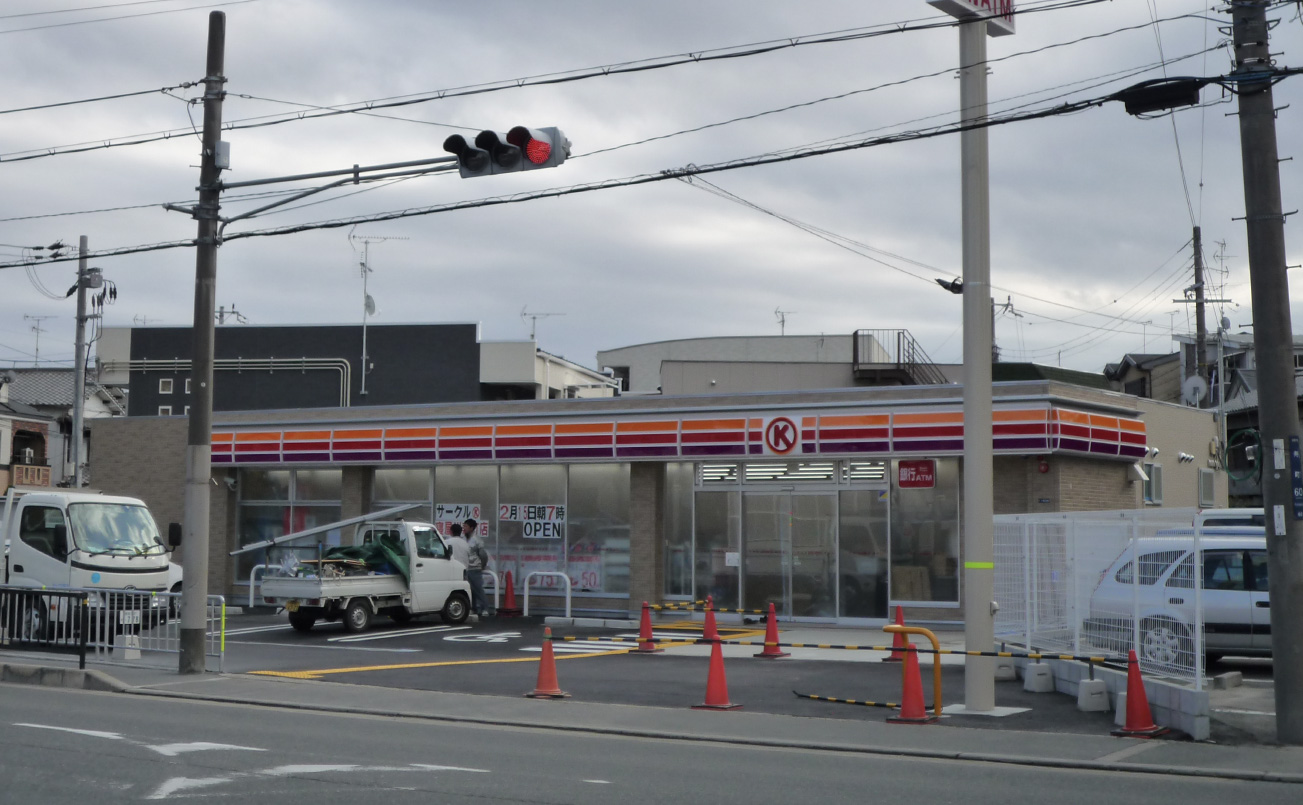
[260,571,408,601]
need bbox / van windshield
[68,503,165,556]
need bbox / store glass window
[235,470,342,582]
[241,469,289,501]
[839,489,890,618]
[663,462,695,598]
[694,491,740,609]
[374,468,432,503]
[496,464,567,594]
[433,464,497,542]
[295,469,342,501]
[567,463,630,594]
[889,458,960,604]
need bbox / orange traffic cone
[633,601,663,654]
[498,570,522,617]
[702,595,720,644]
[883,605,907,662]
[754,602,789,658]
[525,627,570,699]
[692,637,742,710]
[1111,650,1168,738]
[887,641,937,724]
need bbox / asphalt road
[1,684,1298,805]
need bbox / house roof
[3,368,78,407]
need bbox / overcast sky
[2,0,1301,380]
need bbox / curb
[1,661,128,693]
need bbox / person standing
[444,521,469,570]
[462,518,492,617]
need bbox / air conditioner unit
[22,447,35,464]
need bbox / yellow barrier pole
[884,624,943,718]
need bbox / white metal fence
[993,508,1206,687]
[0,587,226,672]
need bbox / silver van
[1085,529,1270,665]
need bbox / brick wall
[1056,456,1139,511]
[627,462,664,618]
[88,417,235,594]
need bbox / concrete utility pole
[1231,0,1302,744]
[69,236,90,487]
[1193,226,1209,388]
[180,10,226,674]
[958,17,995,713]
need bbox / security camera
[223,476,237,492]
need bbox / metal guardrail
[0,586,91,668]
[852,329,948,386]
[523,572,572,618]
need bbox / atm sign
[898,460,936,488]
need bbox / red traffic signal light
[443,126,569,177]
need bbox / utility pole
[69,236,89,488]
[1231,0,1302,743]
[180,10,226,675]
[1193,226,1209,388]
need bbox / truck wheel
[441,592,470,625]
[20,601,50,642]
[343,600,372,633]
[288,610,317,632]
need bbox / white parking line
[328,625,471,643]
[220,624,294,636]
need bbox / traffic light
[443,126,569,178]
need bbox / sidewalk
[3,631,1298,784]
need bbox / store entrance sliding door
[742,492,836,619]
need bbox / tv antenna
[215,304,248,325]
[23,314,57,364]
[774,307,795,336]
[521,306,564,341]
[349,229,409,395]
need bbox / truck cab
[3,487,177,637]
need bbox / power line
[0,0,1116,164]
[0,0,259,35]
[0,81,197,116]
[0,89,1123,271]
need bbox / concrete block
[994,656,1017,681]
[1023,662,1055,693]
[1213,671,1243,690]
[1076,678,1109,712]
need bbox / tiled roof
[4,368,77,406]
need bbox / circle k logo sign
[764,417,799,455]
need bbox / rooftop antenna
[23,314,57,364]
[349,230,408,395]
[215,304,248,325]
[521,306,564,341]
[774,307,795,336]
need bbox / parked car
[1085,529,1270,666]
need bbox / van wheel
[343,600,372,633]
[288,610,317,632]
[1141,618,1190,667]
[441,593,470,625]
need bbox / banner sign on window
[434,503,482,536]
[499,503,566,538]
[897,459,936,488]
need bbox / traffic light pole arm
[221,155,457,190]
[213,163,456,236]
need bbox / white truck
[256,519,471,633]
[2,487,179,639]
